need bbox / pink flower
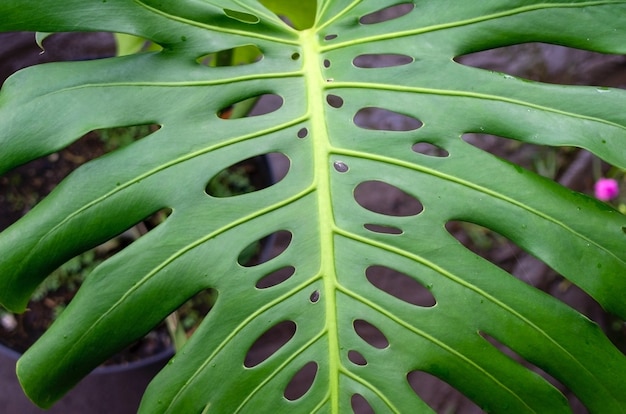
[594,178,619,201]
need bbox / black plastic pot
[0,344,173,414]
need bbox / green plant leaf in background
[0,1,625,413]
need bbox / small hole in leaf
[206,153,284,197]
[353,319,389,349]
[309,290,320,303]
[291,52,300,60]
[364,223,403,235]
[333,161,349,173]
[323,59,331,68]
[354,180,423,217]
[218,93,284,119]
[407,371,482,412]
[196,45,262,67]
[297,128,308,138]
[412,142,449,157]
[359,3,414,24]
[348,350,367,366]
[326,94,344,108]
[324,34,338,41]
[284,361,318,401]
[366,265,436,307]
[238,230,292,267]
[256,266,296,289]
[353,54,413,68]
[244,320,296,368]
[351,394,375,414]
[223,8,260,24]
[354,107,422,131]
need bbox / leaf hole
[412,142,449,157]
[218,93,283,119]
[297,128,309,138]
[461,133,591,190]
[244,320,296,368]
[351,394,375,414]
[348,350,367,366]
[223,8,260,24]
[455,42,626,88]
[353,53,413,68]
[366,265,436,307]
[238,230,292,267]
[324,34,338,41]
[407,371,482,413]
[255,266,296,289]
[323,59,331,68]
[291,52,300,60]
[205,153,282,198]
[354,107,422,131]
[363,223,403,235]
[173,288,217,339]
[284,361,318,401]
[478,332,584,412]
[353,319,389,349]
[326,94,344,108]
[196,45,262,67]
[446,220,621,352]
[354,180,423,217]
[333,161,349,173]
[309,290,320,303]
[359,3,414,25]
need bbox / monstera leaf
[1,1,625,412]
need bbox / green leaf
[0,1,625,412]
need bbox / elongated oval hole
[206,153,287,197]
[354,107,422,131]
[353,319,389,349]
[256,266,295,289]
[366,265,436,307]
[412,142,449,157]
[364,223,403,235]
[354,180,423,217]
[407,371,482,412]
[196,45,262,67]
[218,94,283,119]
[478,331,584,410]
[360,3,414,24]
[244,320,296,368]
[284,361,318,401]
[224,8,260,24]
[348,350,367,366]
[351,394,375,414]
[353,53,413,68]
[238,230,292,267]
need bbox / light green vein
[332,147,625,266]
[321,1,626,52]
[333,253,537,412]
[327,81,626,133]
[167,273,322,412]
[234,330,326,413]
[335,226,605,407]
[134,0,299,46]
[40,70,303,98]
[339,367,401,413]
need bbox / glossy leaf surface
[0,1,625,412]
